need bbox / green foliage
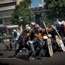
[12,0,32,26]
[44,17,53,25]
[44,0,65,20]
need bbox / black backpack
[14,31,17,38]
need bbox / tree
[12,0,32,26]
[44,0,65,21]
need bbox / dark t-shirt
[17,33,28,46]
[30,29,38,40]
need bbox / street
[0,41,65,65]
[0,49,65,65]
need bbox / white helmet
[26,26,31,30]
[31,22,36,25]
[38,27,42,31]
[13,29,16,32]
[25,24,29,27]
[35,24,40,28]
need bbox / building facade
[0,0,16,24]
[0,0,45,25]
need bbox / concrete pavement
[0,52,65,65]
[0,43,65,65]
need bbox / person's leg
[35,40,44,57]
[28,40,36,56]
[44,39,49,56]
[15,40,19,50]
[14,44,23,56]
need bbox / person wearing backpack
[12,29,20,50]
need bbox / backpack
[13,31,17,38]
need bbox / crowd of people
[5,20,65,58]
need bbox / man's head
[25,24,31,31]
